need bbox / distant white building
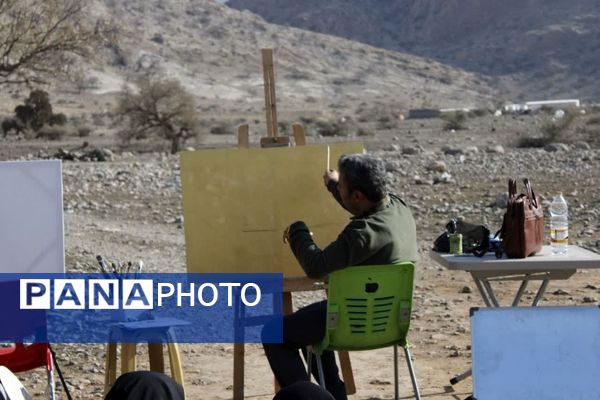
[503,103,528,113]
[439,107,471,114]
[502,99,580,113]
[525,99,580,109]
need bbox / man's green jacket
[287,184,419,279]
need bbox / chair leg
[148,343,165,373]
[315,355,326,391]
[45,345,56,400]
[403,343,421,400]
[47,368,56,400]
[306,347,312,382]
[167,342,185,389]
[104,342,117,394]
[120,343,137,374]
[394,345,399,400]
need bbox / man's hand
[283,226,290,244]
[323,169,339,187]
[283,224,312,244]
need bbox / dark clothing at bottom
[105,371,332,400]
[273,381,335,400]
[263,300,347,400]
[104,371,184,400]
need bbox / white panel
[0,160,64,273]
[471,306,600,400]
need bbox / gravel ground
[5,115,600,399]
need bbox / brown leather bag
[500,178,544,258]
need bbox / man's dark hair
[338,153,388,202]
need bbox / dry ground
[2,111,600,399]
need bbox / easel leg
[104,343,117,394]
[274,292,294,392]
[233,343,245,400]
[167,342,185,388]
[338,351,356,394]
[283,292,294,315]
[292,123,306,146]
[148,343,164,373]
[238,124,249,148]
[120,343,137,374]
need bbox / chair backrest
[317,262,415,352]
[0,343,51,373]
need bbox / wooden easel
[233,48,356,399]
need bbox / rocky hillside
[26,0,497,119]
[227,0,600,102]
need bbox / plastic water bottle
[549,193,568,254]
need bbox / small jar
[449,233,463,255]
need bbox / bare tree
[0,0,100,85]
[116,74,200,154]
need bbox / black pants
[273,381,335,400]
[263,300,347,400]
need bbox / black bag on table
[433,219,491,257]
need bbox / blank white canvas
[471,306,600,400]
[0,160,64,273]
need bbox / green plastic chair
[308,262,421,400]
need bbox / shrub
[517,109,577,148]
[586,116,600,125]
[92,113,106,127]
[299,116,315,125]
[15,104,34,125]
[442,111,467,131]
[50,113,67,126]
[586,126,600,145]
[13,90,66,133]
[150,33,164,44]
[377,115,398,130]
[469,108,490,117]
[540,109,576,138]
[1,117,25,136]
[516,136,548,148]
[36,125,66,140]
[439,75,453,85]
[116,74,200,153]
[77,126,92,137]
[285,70,311,80]
[315,120,351,137]
[25,90,53,131]
[210,123,231,135]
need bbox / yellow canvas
[180,142,364,276]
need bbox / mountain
[44,0,496,118]
[226,0,600,102]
